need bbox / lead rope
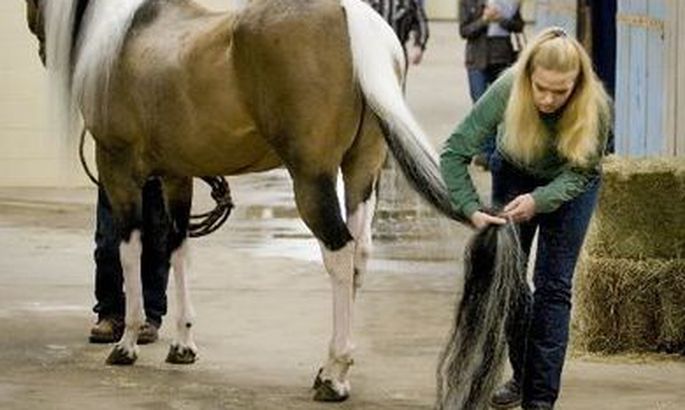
[78,126,233,238]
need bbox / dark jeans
[93,179,171,327]
[489,151,600,406]
[467,65,508,160]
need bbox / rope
[78,126,233,238]
[188,176,233,238]
[79,127,100,185]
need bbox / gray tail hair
[436,223,532,409]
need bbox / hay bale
[575,156,685,354]
[584,156,685,260]
[574,256,685,354]
[658,267,685,353]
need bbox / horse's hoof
[312,368,324,389]
[165,344,197,364]
[106,345,137,365]
[312,372,349,402]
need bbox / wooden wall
[666,1,685,155]
[615,0,682,156]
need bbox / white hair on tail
[72,0,147,124]
[341,0,467,222]
[340,0,418,139]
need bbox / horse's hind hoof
[165,344,197,364]
[106,345,137,365]
[312,371,349,402]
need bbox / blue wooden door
[614,0,668,156]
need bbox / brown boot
[490,378,522,409]
[89,317,124,344]
[137,320,159,345]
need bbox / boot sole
[489,398,522,409]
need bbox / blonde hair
[502,27,612,167]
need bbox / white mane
[73,0,147,123]
[43,0,79,142]
[43,0,147,137]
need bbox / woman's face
[530,67,578,114]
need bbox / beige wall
[427,0,536,21]
[0,0,240,187]
[427,0,458,20]
[0,1,67,186]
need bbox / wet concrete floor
[0,170,684,409]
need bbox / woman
[440,28,612,410]
[459,0,525,168]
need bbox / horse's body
[26,0,467,401]
[92,0,348,179]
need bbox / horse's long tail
[341,0,469,224]
[435,224,531,410]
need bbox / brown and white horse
[25,0,468,401]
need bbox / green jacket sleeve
[440,72,512,217]
[531,157,601,213]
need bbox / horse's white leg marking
[346,191,376,294]
[319,240,356,396]
[116,230,144,358]
[170,240,197,353]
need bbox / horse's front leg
[162,177,198,364]
[106,229,144,364]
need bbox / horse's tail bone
[341,0,469,225]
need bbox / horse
[24,0,468,402]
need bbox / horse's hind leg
[290,170,355,402]
[161,177,198,364]
[341,113,386,297]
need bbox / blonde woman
[440,27,612,410]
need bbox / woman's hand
[404,33,424,65]
[482,5,502,22]
[470,210,507,230]
[502,194,536,223]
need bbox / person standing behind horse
[363,0,429,66]
[89,179,171,345]
[441,27,612,409]
[459,0,524,169]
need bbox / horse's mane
[43,0,148,135]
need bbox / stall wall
[615,0,682,156]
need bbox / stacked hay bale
[574,156,685,354]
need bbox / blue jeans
[489,151,600,406]
[93,178,171,327]
[467,65,508,160]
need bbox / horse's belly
[157,129,282,177]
